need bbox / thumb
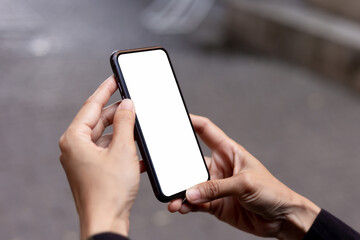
[110,99,135,152]
[186,177,238,204]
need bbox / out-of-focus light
[142,0,215,34]
[28,37,51,57]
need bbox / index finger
[71,76,118,138]
[190,114,228,150]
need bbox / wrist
[278,192,321,240]
[79,210,130,240]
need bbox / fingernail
[120,99,134,112]
[186,188,200,202]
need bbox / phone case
[110,47,209,202]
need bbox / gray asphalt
[1,0,360,240]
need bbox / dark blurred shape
[225,0,360,90]
[307,0,360,22]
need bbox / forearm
[277,193,321,240]
[79,210,129,240]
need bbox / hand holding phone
[59,77,140,238]
[110,47,209,202]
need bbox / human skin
[60,76,320,240]
[168,115,320,240]
[59,76,144,240]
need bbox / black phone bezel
[110,46,210,202]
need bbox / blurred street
[1,0,360,239]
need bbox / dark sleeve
[303,209,360,240]
[88,233,129,240]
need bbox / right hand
[168,115,320,240]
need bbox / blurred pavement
[0,0,360,239]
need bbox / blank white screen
[118,49,208,197]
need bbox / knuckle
[202,117,211,124]
[100,114,110,128]
[58,134,65,148]
[204,180,220,199]
[59,154,65,165]
[58,133,69,152]
[115,111,134,125]
[202,117,212,127]
[58,127,77,152]
[237,144,247,155]
[83,96,101,109]
[230,143,249,168]
[66,127,77,138]
[238,172,255,195]
[83,97,93,106]
[234,144,247,159]
[197,117,211,135]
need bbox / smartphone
[110,47,209,202]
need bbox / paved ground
[1,0,360,240]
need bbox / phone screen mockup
[112,48,209,201]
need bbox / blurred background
[1,0,360,239]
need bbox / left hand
[59,76,144,239]
[168,115,320,239]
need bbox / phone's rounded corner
[157,47,170,57]
[154,189,186,203]
[110,50,120,62]
[157,46,167,52]
[155,193,171,203]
